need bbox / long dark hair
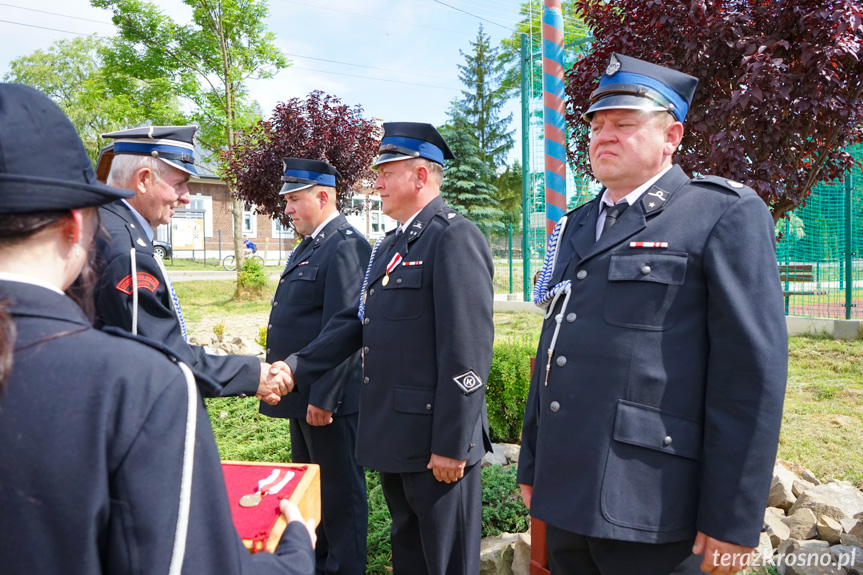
[0,211,75,390]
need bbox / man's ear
[134,167,152,194]
[415,163,429,189]
[316,188,331,207]
[665,122,684,155]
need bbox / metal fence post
[521,33,532,302]
[846,172,854,319]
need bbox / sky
[0,0,535,164]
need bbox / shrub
[255,325,267,349]
[213,321,226,341]
[486,337,535,443]
[481,465,529,537]
[236,256,269,299]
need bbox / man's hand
[255,361,294,405]
[692,531,755,575]
[427,453,467,483]
[519,483,532,509]
[306,404,333,426]
[279,499,317,549]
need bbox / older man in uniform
[517,54,788,575]
[94,126,290,402]
[260,158,370,574]
[272,123,494,574]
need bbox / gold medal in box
[222,461,320,553]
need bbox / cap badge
[726,180,744,189]
[605,54,622,77]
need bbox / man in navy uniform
[94,126,291,402]
[273,123,494,574]
[518,54,788,574]
[260,158,370,574]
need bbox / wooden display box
[222,461,321,554]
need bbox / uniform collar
[122,199,154,242]
[310,210,340,240]
[600,164,673,211]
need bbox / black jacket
[94,200,260,397]
[0,280,314,574]
[517,166,788,547]
[286,195,495,473]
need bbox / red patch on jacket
[115,273,160,294]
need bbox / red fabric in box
[222,463,308,546]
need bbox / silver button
[268,324,272,330]
[370,288,375,296]
[663,436,673,446]
[266,348,270,354]
[641,265,651,275]
[273,301,278,307]
[130,223,136,229]
[576,270,587,280]
[280,279,284,284]
[556,356,567,367]
[425,403,432,411]
[363,377,369,384]
[364,346,370,354]
[396,278,402,285]
[363,317,370,325]
[239,393,247,399]
[566,313,577,323]
[298,272,303,277]
[550,401,560,413]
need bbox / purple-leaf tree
[565,0,863,221]
[222,91,380,229]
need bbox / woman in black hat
[0,84,315,574]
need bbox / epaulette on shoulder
[100,326,221,395]
[690,175,753,197]
[337,224,362,239]
[435,206,462,224]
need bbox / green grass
[173,279,277,323]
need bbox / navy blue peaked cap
[0,83,133,214]
[280,158,342,194]
[99,125,199,177]
[585,53,698,123]
[373,122,455,167]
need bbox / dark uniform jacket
[260,214,370,419]
[286,195,495,473]
[94,200,259,397]
[0,280,314,574]
[517,165,788,547]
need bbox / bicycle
[222,252,264,271]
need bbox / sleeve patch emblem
[453,370,483,395]
[115,273,160,294]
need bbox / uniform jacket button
[298,272,303,277]
[279,278,284,284]
[550,401,560,413]
[396,278,402,285]
[663,435,673,446]
[273,301,278,307]
[566,313,577,322]
[239,393,248,399]
[363,377,369,384]
[425,403,432,411]
[576,270,587,280]
[363,317,370,325]
[469,443,476,451]
[268,324,272,330]
[266,348,271,354]
[363,346,370,354]
[641,265,651,275]
[369,288,375,296]
[556,356,567,367]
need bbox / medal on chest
[382,252,402,286]
[238,468,295,507]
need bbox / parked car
[153,240,172,259]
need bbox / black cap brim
[0,174,133,214]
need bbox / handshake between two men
[256,362,334,426]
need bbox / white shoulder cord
[130,248,139,335]
[168,361,198,575]
[531,216,574,386]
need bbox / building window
[242,205,257,237]
[271,217,295,239]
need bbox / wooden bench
[779,264,828,313]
